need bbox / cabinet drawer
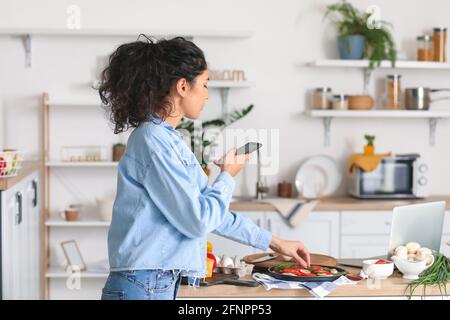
[341,211,392,235]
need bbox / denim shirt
[107,116,272,282]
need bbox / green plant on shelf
[324,0,397,69]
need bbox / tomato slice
[375,259,388,264]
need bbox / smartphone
[235,142,262,155]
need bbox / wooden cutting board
[181,273,259,287]
[242,252,337,269]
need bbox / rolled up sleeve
[212,211,272,251]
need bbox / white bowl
[391,255,435,280]
[362,259,395,279]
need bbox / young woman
[99,35,310,300]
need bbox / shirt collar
[149,113,184,139]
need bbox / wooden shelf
[45,218,110,227]
[45,161,118,167]
[305,109,450,147]
[46,266,108,279]
[309,59,450,70]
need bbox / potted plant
[325,1,397,68]
[176,104,253,176]
[363,134,375,156]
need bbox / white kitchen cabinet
[264,211,340,258]
[207,211,265,258]
[1,171,40,300]
[341,235,390,258]
[341,211,392,235]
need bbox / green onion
[405,253,450,299]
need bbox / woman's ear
[175,78,189,97]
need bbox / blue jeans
[101,270,182,300]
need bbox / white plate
[295,155,342,198]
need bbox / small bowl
[362,259,394,279]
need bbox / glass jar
[385,74,402,109]
[433,27,447,62]
[417,35,433,61]
[311,87,332,109]
[331,94,349,110]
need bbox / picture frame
[60,240,87,271]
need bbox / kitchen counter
[178,266,450,299]
[230,195,450,212]
[0,161,40,191]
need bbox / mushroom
[394,246,408,256]
[406,242,421,254]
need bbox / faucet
[255,147,269,200]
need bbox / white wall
[1,0,450,197]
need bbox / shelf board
[305,109,450,147]
[45,161,118,167]
[306,109,450,118]
[46,266,109,278]
[208,80,254,88]
[0,28,253,38]
[48,101,103,108]
[45,218,110,227]
[308,59,450,70]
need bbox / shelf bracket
[429,118,439,147]
[220,87,230,121]
[323,117,332,147]
[363,68,373,95]
[24,34,32,68]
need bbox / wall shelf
[208,81,254,119]
[46,266,108,279]
[306,109,450,147]
[45,218,110,227]
[0,28,253,68]
[45,161,118,167]
[308,60,450,95]
[309,59,450,70]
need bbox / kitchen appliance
[348,153,428,199]
[404,87,450,110]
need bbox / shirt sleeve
[143,150,236,239]
[212,211,272,251]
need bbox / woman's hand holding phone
[213,147,252,177]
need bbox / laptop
[338,201,446,268]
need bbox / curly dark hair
[99,35,207,134]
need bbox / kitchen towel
[252,273,358,298]
[348,152,391,174]
[256,197,319,228]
